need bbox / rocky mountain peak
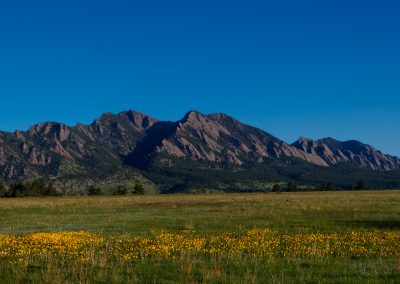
[123,109,158,130]
[27,122,71,142]
[177,111,230,139]
[297,136,313,143]
[92,110,157,133]
[293,136,314,146]
[181,110,205,123]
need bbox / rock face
[151,111,329,167]
[0,109,399,182]
[126,110,400,172]
[0,110,158,180]
[292,137,400,171]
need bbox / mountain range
[1,109,399,193]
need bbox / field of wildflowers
[1,229,399,264]
[1,192,400,283]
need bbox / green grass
[1,191,399,235]
[1,191,400,283]
[1,258,399,284]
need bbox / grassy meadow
[0,191,400,283]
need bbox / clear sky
[0,0,399,156]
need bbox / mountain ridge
[1,108,399,192]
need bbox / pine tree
[355,180,367,190]
[8,182,26,197]
[0,181,6,197]
[45,183,60,196]
[113,185,129,195]
[272,184,281,193]
[86,185,103,196]
[326,182,335,191]
[287,182,297,192]
[132,182,145,195]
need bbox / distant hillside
[1,109,399,193]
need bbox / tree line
[0,179,370,198]
[0,179,60,198]
[86,182,146,196]
[0,179,146,198]
[272,180,368,193]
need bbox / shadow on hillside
[348,220,400,229]
[123,121,179,168]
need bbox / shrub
[5,179,61,197]
[326,182,335,191]
[113,185,129,196]
[86,185,103,196]
[132,182,145,195]
[44,183,61,196]
[272,184,281,193]
[355,180,367,190]
[7,182,26,197]
[287,182,297,192]
[0,181,6,197]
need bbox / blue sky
[0,0,399,156]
